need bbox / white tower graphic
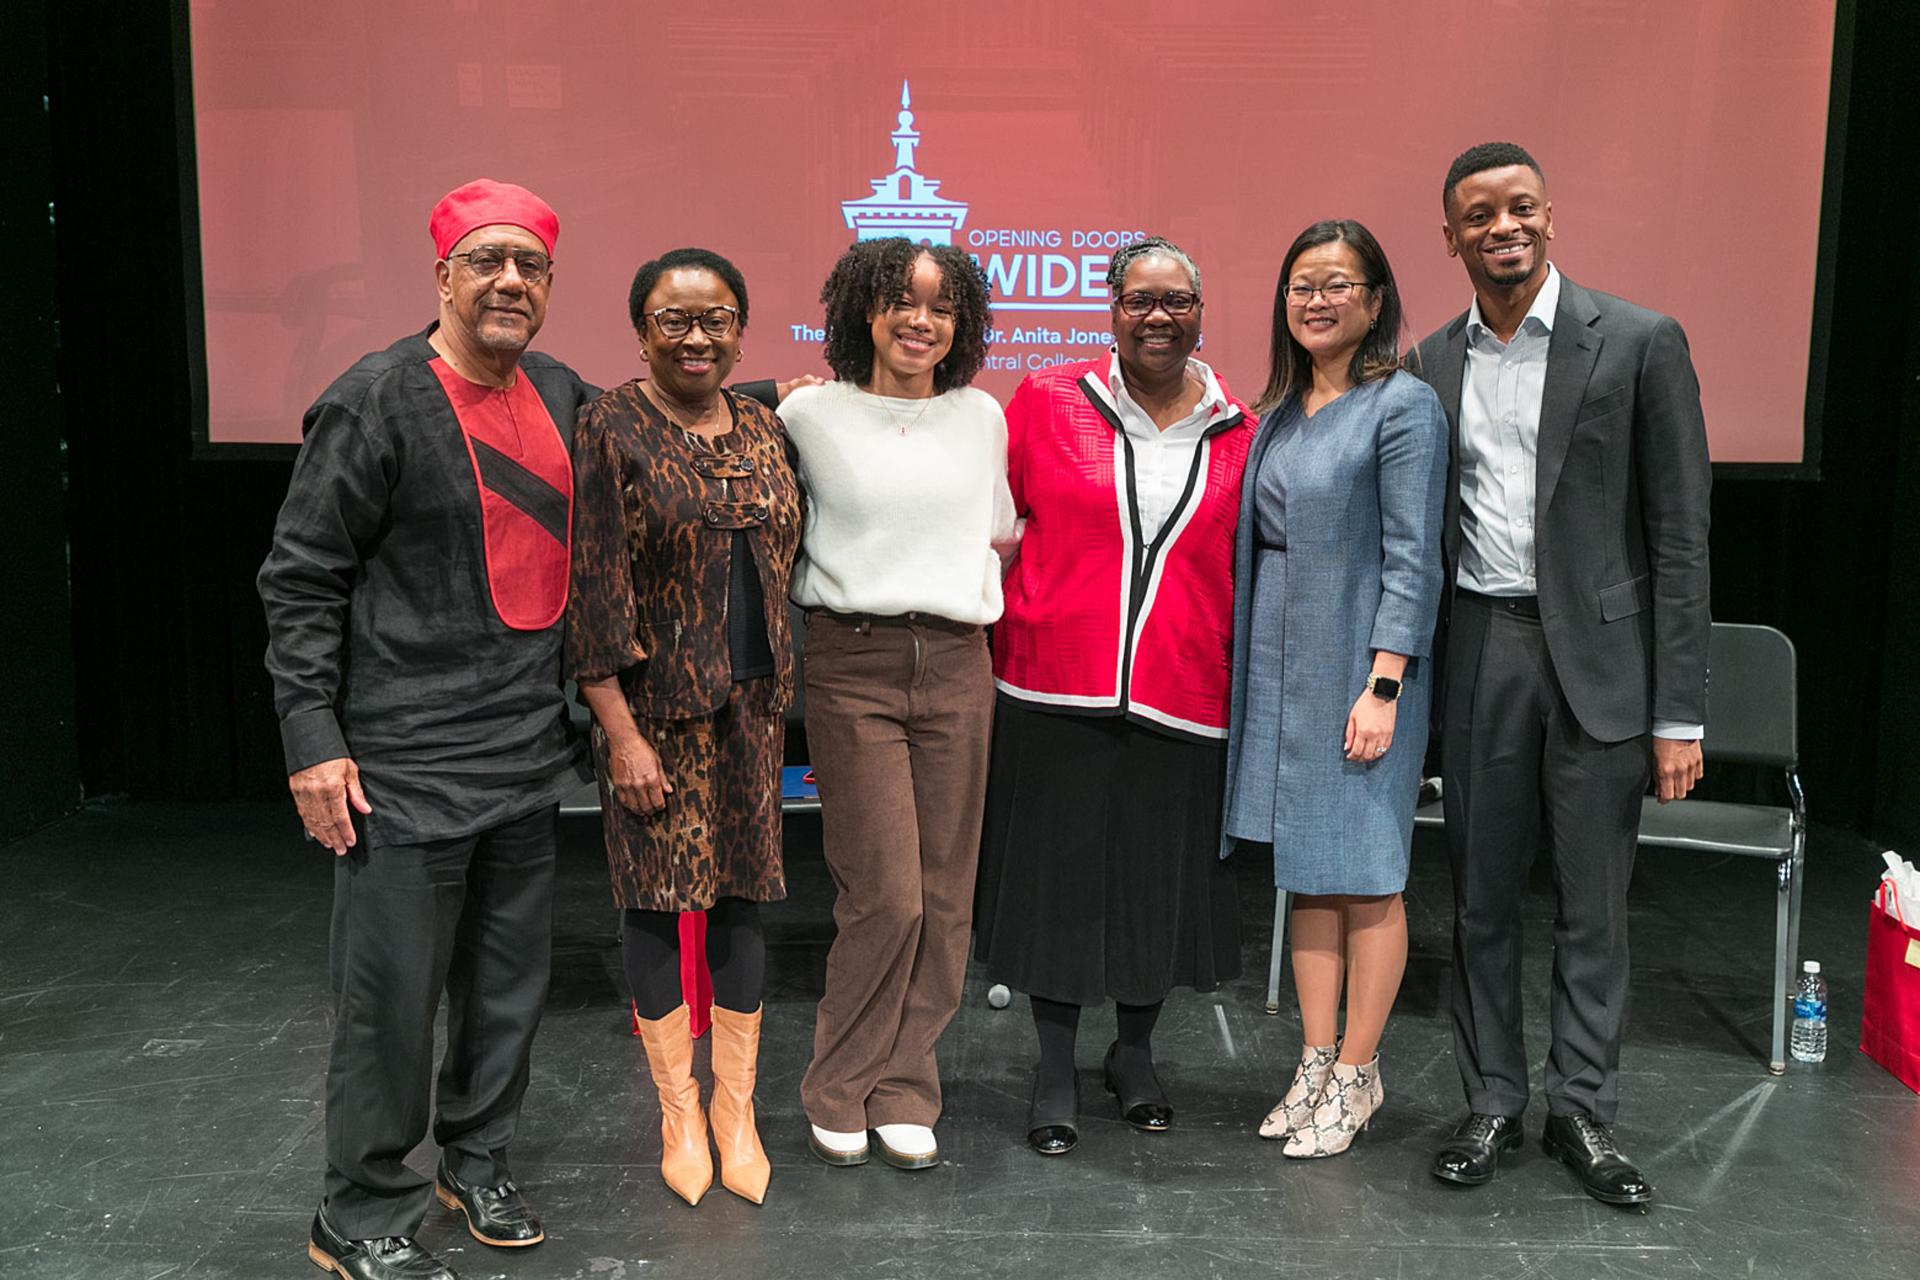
[840,81,969,245]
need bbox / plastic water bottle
[1790,960,1828,1063]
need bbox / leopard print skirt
[592,677,786,911]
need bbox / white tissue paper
[1879,851,1918,924]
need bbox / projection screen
[182,0,1839,467]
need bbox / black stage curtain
[45,1,291,816]
[1,0,81,840]
[19,1,1920,845]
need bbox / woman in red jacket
[974,237,1256,1156]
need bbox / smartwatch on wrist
[1365,674,1403,703]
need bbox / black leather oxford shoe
[307,1209,460,1280]
[1542,1113,1654,1206]
[1102,1043,1171,1132]
[1431,1113,1525,1186]
[434,1159,545,1247]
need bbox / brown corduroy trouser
[797,611,995,1131]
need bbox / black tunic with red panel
[259,326,596,845]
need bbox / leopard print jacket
[567,382,802,717]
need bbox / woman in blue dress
[1223,220,1447,1158]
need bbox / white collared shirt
[1457,264,1561,598]
[1105,350,1230,542]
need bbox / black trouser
[322,804,557,1239]
[1441,595,1649,1124]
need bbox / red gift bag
[1860,882,1920,1094]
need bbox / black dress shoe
[1028,1122,1078,1156]
[1026,1070,1079,1156]
[1102,1043,1171,1132]
[1542,1113,1654,1206]
[1431,1113,1525,1186]
[307,1209,460,1280]
[434,1158,544,1247]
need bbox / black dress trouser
[323,804,557,1239]
[1440,595,1651,1125]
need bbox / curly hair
[1254,220,1406,414]
[627,247,749,337]
[816,238,992,393]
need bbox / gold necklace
[869,386,934,437]
[644,383,725,439]
[646,385,733,496]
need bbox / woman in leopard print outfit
[567,248,801,1209]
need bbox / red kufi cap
[428,178,560,258]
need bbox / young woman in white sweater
[780,238,1012,1171]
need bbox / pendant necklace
[872,386,934,437]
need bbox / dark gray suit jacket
[1412,274,1711,744]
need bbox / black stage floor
[3,801,1916,1279]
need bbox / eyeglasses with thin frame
[646,305,741,340]
[1116,289,1200,318]
[1284,280,1372,307]
[449,246,552,284]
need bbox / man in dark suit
[1411,142,1710,1207]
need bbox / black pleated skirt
[972,697,1242,1006]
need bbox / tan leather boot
[633,1004,712,1205]
[708,1004,771,1204]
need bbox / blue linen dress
[1221,372,1448,895]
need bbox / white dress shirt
[1456,265,1698,740]
[1458,264,1559,597]
[1105,350,1230,541]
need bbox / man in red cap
[260,178,588,1280]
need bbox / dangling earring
[1369,318,1377,331]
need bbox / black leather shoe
[1028,1122,1078,1155]
[1102,1043,1171,1132]
[434,1158,544,1247]
[1542,1113,1654,1206]
[1431,1113,1525,1186]
[1026,1069,1079,1156]
[307,1209,460,1280]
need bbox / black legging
[1031,995,1163,1099]
[622,897,765,1021]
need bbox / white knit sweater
[779,380,1015,624]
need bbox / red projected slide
[187,1,1834,463]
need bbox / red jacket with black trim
[993,357,1255,740]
